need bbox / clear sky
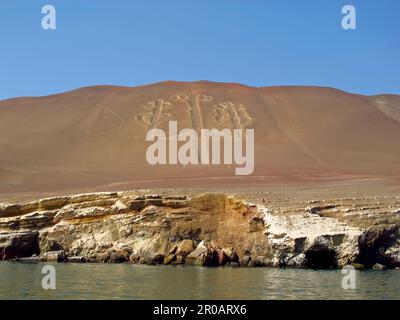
[0,0,399,100]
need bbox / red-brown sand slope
[0,81,399,194]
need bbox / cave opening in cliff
[305,246,337,269]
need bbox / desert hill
[0,81,399,196]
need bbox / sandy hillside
[0,81,399,197]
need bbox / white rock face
[259,205,363,267]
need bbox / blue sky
[0,0,399,99]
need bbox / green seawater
[0,262,399,300]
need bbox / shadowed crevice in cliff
[0,231,39,259]
[358,225,400,268]
[305,245,338,269]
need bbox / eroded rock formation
[0,192,399,269]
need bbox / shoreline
[6,259,398,271]
[1,190,399,271]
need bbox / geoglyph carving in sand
[213,102,254,129]
[171,91,214,132]
[135,99,174,130]
[135,93,255,133]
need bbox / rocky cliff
[0,192,399,269]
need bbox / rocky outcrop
[260,206,363,268]
[0,231,39,259]
[42,250,66,262]
[0,192,399,269]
